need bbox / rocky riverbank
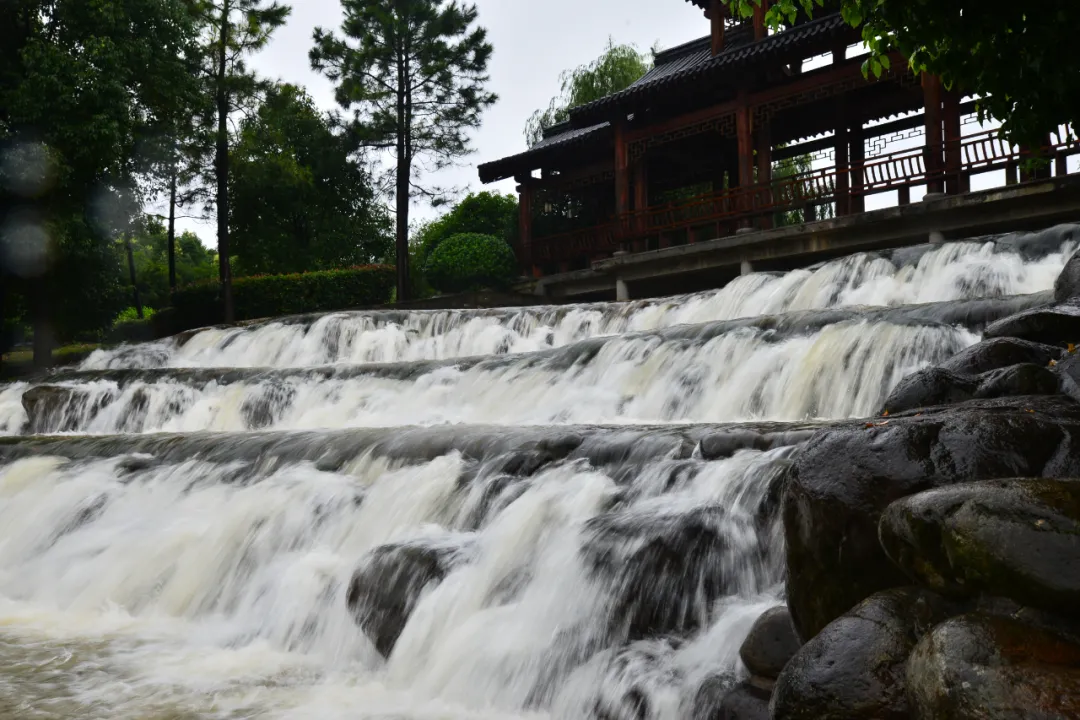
[736,248,1080,719]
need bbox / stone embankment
[762,247,1080,719]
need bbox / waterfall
[0,227,1075,719]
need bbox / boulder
[879,478,1080,615]
[739,606,801,679]
[880,367,978,415]
[582,507,731,640]
[346,537,465,657]
[1056,352,1080,402]
[783,395,1080,639]
[907,614,1080,719]
[983,301,1080,347]
[1055,248,1080,303]
[940,337,1063,376]
[771,587,959,720]
[974,362,1061,399]
[707,681,771,720]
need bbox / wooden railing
[528,130,1080,268]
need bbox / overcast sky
[172,0,709,241]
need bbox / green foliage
[415,191,518,262]
[230,84,393,276]
[425,233,517,294]
[0,0,207,350]
[115,218,218,310]
[311,0,498,302]
[526,39,653,147]
[114,306,157,325]
[170,265,396,331]
[724,0,1080,148]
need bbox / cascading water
[0,226,1076,719]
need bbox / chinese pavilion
[477,1,1072,278]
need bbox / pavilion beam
[923,73,945,194]
[943,88,963,194]
[709,0,726,56]
[515,174,536,277]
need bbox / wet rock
[771,587,959,720]
[784,395,1080,639]
[940,337,1063,376]
[880,367,978,414]
[699,428,817,459]
[983,300,1080,346]
[1056,352,1080,402]
[739,606,801,679]
[582,507,731,640]
[879,478,1080,615]
[346,537,466,657]
[907,614,1080,719]
[974,362,1061,399]
[709,681,771,720]
[1055,247,1080,303]
[22,384,79,433]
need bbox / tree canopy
[413,191,517,263]
[525,39,654,147]
[230,84,393,276]
[311,0,497,303]
[724,0,1079,147]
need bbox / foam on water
[0,441,787,719]
[79,235,1076,371]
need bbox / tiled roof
[569,13,851,125]
[477,121,612,184]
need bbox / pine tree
[311,0,496,302]
[200,0,290,322]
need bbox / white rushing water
[0,442,787,719]
[0,229,1077,718]
[80,236,1075,371]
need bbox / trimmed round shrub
[425,233,517,294]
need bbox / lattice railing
[528,130,1080,268]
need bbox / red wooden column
[922,73,945,194]
[943,88,963,194]
[849,121,865,214]
[515,175,536,277]
[709,0,726,55]
[755,118,773,229]
[753,0,770,41]
[614,119,630,248]
[736,99,754,227]
[834,100,850,216]
[632,156,648,251]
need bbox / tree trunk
[124,235,143,318]
[31,279,52,369]
[395,156,411,303]
[215,0,234,323]
[168,151,178,293]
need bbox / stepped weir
[0,225,1077,719]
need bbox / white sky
[171,0,708,242]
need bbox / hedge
[169,265,395,333]
[426,233,517,294]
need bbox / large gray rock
[879,478,1080,615]
[347,537,466,657]
[907,614,1080,719]
[984,301,1080,346]
[582,507,733,640]
[739,606,801,679]
[1055,248,1080,303]
[771,588,959,720]
[940,337,1063,376]
[784,395,1080,639]
[1056,352,1080,402]
[879,367,978,415]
